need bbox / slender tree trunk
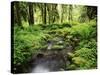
[14,2,22,26]
[41,7,44,24]
[28,3,34,25]
[41,3,46,24]
[51,4,57,23]
[61,5,64,23]
[47,5,51,24]
[68,5,73,23]
[43,3,46,24]
[57,4,62,24]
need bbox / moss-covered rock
[72,57,86,65]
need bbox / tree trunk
[28,3,34,25]
[68,5,73,23]
[43,3,46,24]
[14,2,22,26]
[52,4,57,23]
[47,4,51,24]
[41,3,46,24]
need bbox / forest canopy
[13,2,97,26]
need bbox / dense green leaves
[14,26,47,65]
[14,21,97,70]
[70,23,94,39]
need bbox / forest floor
[13,21,97,73]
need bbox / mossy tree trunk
[14,2,22,26]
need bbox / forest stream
[29,37,72,73]
[14,36,74,73]
[12,2,97,74]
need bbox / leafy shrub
[71,21,80,26]
[77,39,97,49]
[43,23,72,30]
[14,26,46,65]
[62,23,72,27]
[70,23,94,39]
[45,24,60,30]
[67,37,97,69]
[88,19,97,27]
[72,57,86,65]
[72,47,97,69]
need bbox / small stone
[14,68,16,70]
[60,68,64,71]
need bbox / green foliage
[77,39,97,49]
[72,57,86,65]
[73,47,97,69]
[13,20,97,71]
[62,23,72,27]
[88,19,97,27]
[70,23,94,39]
[13,2,97,72]
[14,25,46,65]
[71,21,80,26]
[44,24,60,30]
[67,37,97,69]
[67,64,76,70]
[74,48,96,60]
